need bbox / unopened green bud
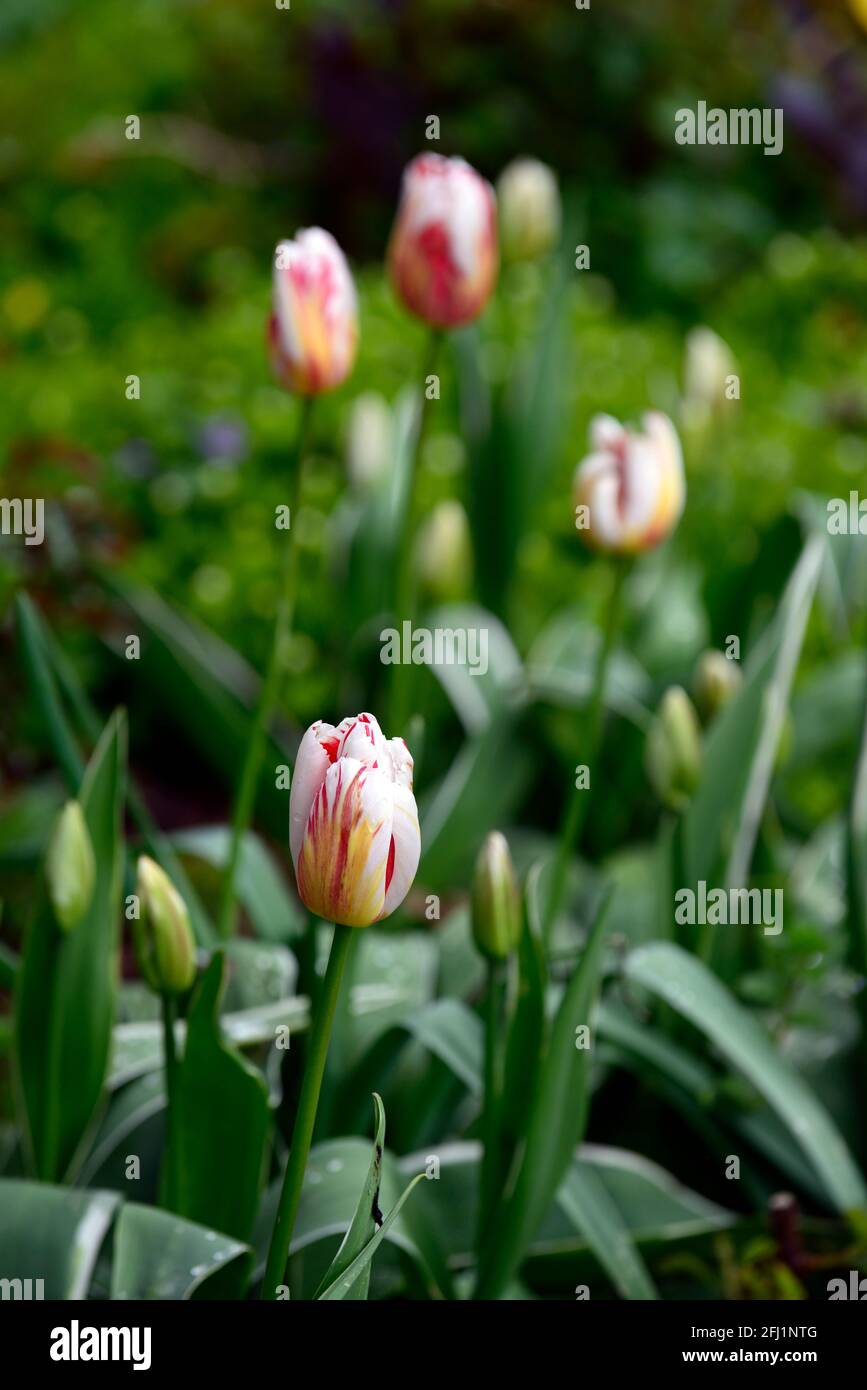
[693,649,742,721]
[497,158,561,263]
[415,499,473,602]
[46,801,95,933]
[471,831,522,960]
[645,686,703,812]
[133,856,196,995]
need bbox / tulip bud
[133,856,196,995]
[46,801,95,933]
[388,153,498,328]
[683,326,735,416]
[497,157,561,262]
[645,687,703,812]
[415,499,473,601]
[693,649,742,721]
[345,392,394,492]
[573,412,685,555]
[471,831,522,960]
[268,228,358,395]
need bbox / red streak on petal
[385,834,395,893]
[319,734,340,763]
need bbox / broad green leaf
[111,1203,250,1300]
[0,1178,118,1298]
[476,892,611,1297]
[424,603,525,735]
[109,994,309,1089]
[399,1141,734,1265]
[419,716,533,889]
[625,943,867,1217]
[313,1094,385,1300]
[169,952,270,1244]
[556,1161,657,1299]
[101,574,288,838]
[525,611,652,728]
[316,1174,428,1300]
[171,826,304,942]
[16,593,84,791]
[14,711,126,1181]
[846,660,867,1060]
[683,538,822,893]
[78,1070,165,1191]
[25,595,216,946]
[404,999,484,1095]
[336,925,439,1070]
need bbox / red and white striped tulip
[573,411,685,555]
[289,712,420,928]
[268,228,358,395]
[388,154,498,328]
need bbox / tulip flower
[388,153,498,328]
[290,712,420,928]
[573,411,685,555]
[497,157,561,262]
[268,228,358,395]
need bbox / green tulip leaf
[0,1178,118,1299]
[111,1202,250,1300]
[14,711,126,1182]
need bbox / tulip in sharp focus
[133,856,197,995]
[268,228,358,395]
[497,157,561,262]
[573,411,685,555]
[388,153,498,328]
[290,712,420,928]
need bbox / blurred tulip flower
[497,157,561,262]
[388,153,498,328]
[133,856,197,995]
[683,326,735,412]
[268,228,358,395]
[574,411,685,555]
[645,686,703,812]
[693,648,742,721]
[345,391,394,492]
[415,498,473,601]
[46,801,95,933]
[290,712,420,927]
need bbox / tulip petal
[296,759,393,928]
[289,721,337,866]
[382,782,421,916]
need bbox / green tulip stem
[478,955,508,1247]
[543,556,631,939]
[218,397,315,939]
[261,922,355,1299]
[160,993,179,1208]
[388,329,443,732]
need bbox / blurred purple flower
[195,414,248,462]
